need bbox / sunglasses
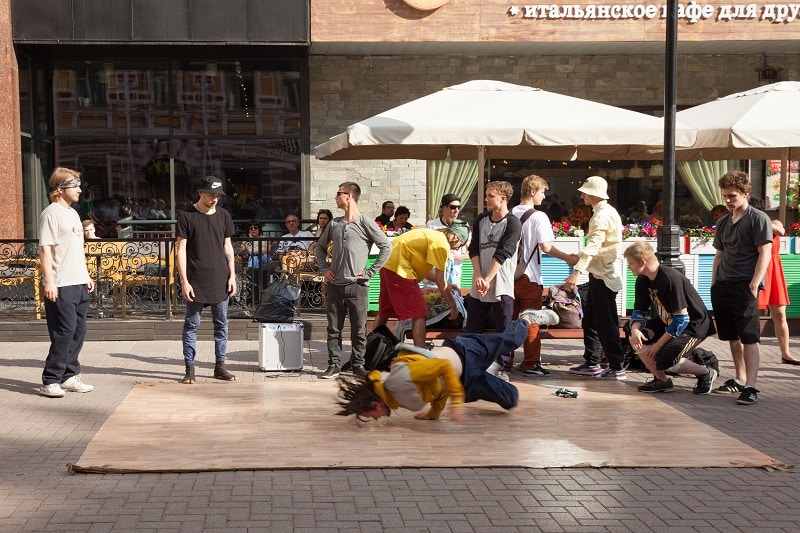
[446,204,461,210]
[336,191,350,197]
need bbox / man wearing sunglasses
[426,194,470,288]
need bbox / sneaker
[61,375,94,393]
[486,361,509,382]
[519,308,560,326]
[520,363,550,376]
[638,377,674,393]
[39,383,65,398]
[713,378,745,394]
[319,364,341,379]
[736,387,759,405]
[597,367,627,380]
[350,365,367,377]
[213,363,237,382]
[569,363,602,376]
[693,367,718,395]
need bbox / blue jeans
[182,299,229,366]
[325,281,369,367]
[42,284,90,385]
[444,319,524,410]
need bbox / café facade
[2,0,800,237]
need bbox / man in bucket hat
[564,176,627,380]
[176,176,238,384]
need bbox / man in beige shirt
[563,176,626,380]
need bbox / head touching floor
[335,373,392,426]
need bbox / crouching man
[623,241,718,394]
[334,309,558,424]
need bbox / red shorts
[377,268,428,320]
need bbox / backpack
[544,284,583,329]
[514,208,539,279]
[342,324,400,372]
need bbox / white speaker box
[258,322,303,371]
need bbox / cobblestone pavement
[1,332,799,532]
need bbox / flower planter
[620,238,657,254]
[778,237,791,255]
[553,236,583,255]
[684,236,716,255]
[793,237,800,254]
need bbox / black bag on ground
[252,278,301,323]
[342,325,400,372]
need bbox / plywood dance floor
[71,380,780,473]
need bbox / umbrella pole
[779,148,788,224]
[477,146,485,211]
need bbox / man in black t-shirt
[623,241,718,395]
[176,176,237,384]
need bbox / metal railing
[0,236,324,320]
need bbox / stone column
[0,0,24,238]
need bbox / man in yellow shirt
[373,224,469,347]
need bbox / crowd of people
[35,166,796,424]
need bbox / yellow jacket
[368,352,465,420]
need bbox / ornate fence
[0,236,324,320]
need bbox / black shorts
[638,319,703,371]
[711,280,761,344]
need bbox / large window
[25,57,304,237]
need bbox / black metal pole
[658,0,684,273]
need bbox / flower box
[619,239,657,254]
[684,236,716,255]
[553,236,583,255]
[778,237,790,255]
[793,237,800,254]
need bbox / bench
[402,326,623,341]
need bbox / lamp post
[657,0,685,273]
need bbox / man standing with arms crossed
[711,170,772,405]
[466,180,521,382]
[176,176,238,384]
[316,182,392,379]
[565,176,627,380]
[38,168,95,398]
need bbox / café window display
[22,57,304,236]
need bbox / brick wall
[309,53,800,222]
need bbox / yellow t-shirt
[382,228,450,281]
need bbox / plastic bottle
[555,388,578,398]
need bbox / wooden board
[71,379,780,473]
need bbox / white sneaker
[520,308,560,326]
[39,383,66,398]
[486,361,511,382]
[61,375,94,393]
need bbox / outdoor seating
[118,248,177,318]
[0,256,42,319]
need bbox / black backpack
[342,325,400,372]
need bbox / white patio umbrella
[676,81,800,220]
[314,80,696,163]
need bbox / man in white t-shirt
[275,213,315,256]
[512,175,577,376]
[426,193,470,287]
[38,168,95,398]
